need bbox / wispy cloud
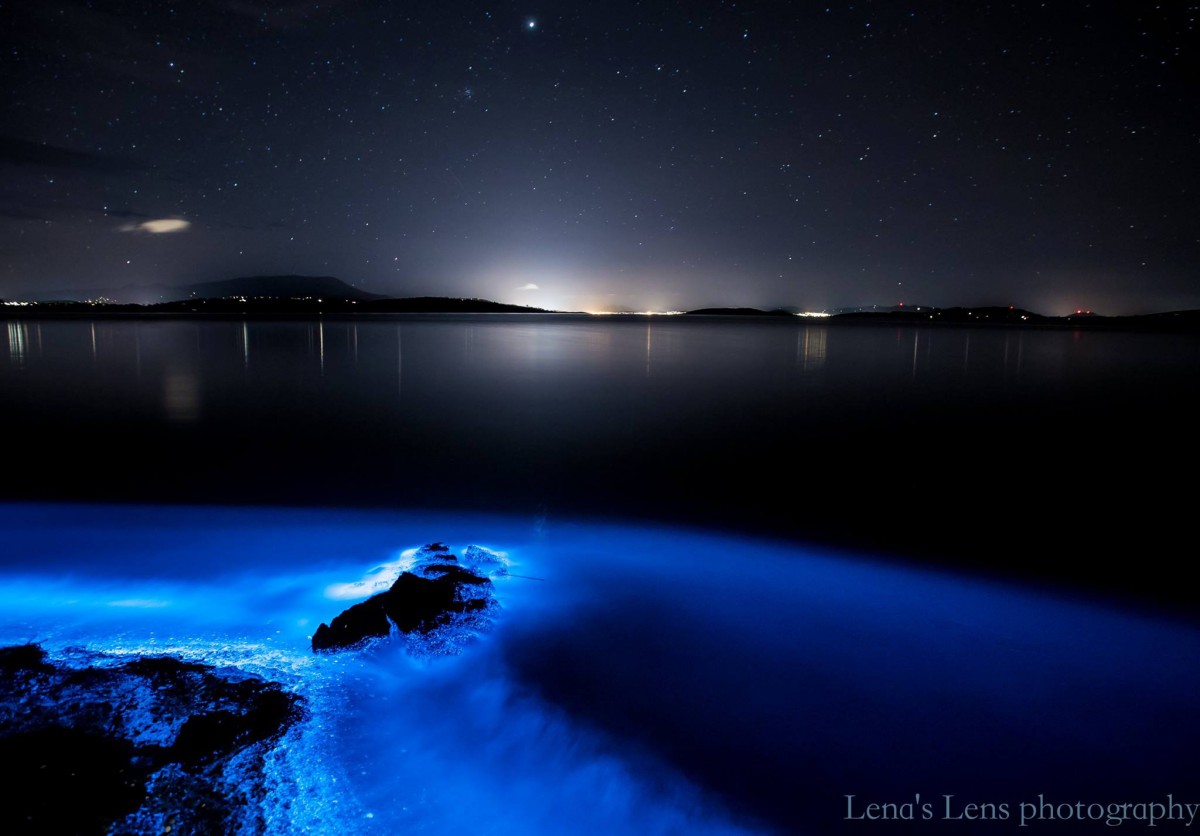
[120,218,192,234]
[516,283,539,291]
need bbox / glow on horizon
[583,310,686,316]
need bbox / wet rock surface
[0,643,302,835]
[312,542,506,652]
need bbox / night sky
[2,1,1196,314]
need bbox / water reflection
[164,370,201,422]
[1,315,1197,550]
[3,315,1194,409]
[912,328,921,379]
[317,321,325,374]
[3,315,1196,430]
[6,322,27,365]
[1002,331,1025,381]
[645,322,652,378]
[797,326,827,372]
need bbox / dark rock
[0,644,303,836]
[312,543,505,652]
[122,655,214,678]
[0,726,153,835]
[312,569,492,651]
[0,642,53,674]
[171,687,300,765]
[419,561,463,577]
[311,597,393,650]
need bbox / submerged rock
[0,643,303,835]
[312,543,505,652]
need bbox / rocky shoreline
[0,543,511,833]
[0,644,303,835]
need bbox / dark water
[3,315,1198,597]
[2,315,1199,834]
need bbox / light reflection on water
[8,314,1188,396]
[2,316,1199,831]
[2,503,1199,834]
[3,315,1195,548]
[6,321,28,364]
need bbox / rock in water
[312,543,501,652]
[0,643,303,836]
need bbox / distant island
[2,276,550,314]
[684,307,795,317]
[681,304,1200,331]
[11,275,384,305]
[823,304,1200,331]
[3,276,1200,331]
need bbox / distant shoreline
[5,301,1200,332]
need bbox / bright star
[525,18,537,31]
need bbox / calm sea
[2,315,1198,834]
[3,315,1197,592]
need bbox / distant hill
[355,296,549,313]
[175,275,385,302]
[9,286,1200,327]
[18,275,383,304]
[832,305,1048,324]
[1129,309,1200,327]
[684,307,794,317]
[143,295,551,314]
[9,294,552,315]
[829,305,1200,331]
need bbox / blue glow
[2,503,1198,834]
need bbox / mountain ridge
[16,275,383,304]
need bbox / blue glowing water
[3,503,1198,834]
[4,316,1199,831]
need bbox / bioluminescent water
[4,316,1199,831]
[4,315,1199,595]
[3,502,1198,834]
